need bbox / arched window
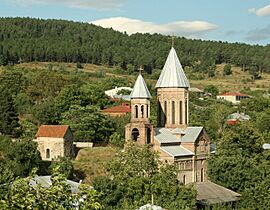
[46,148,50,159]
[200,140,206,152]
[141,105,144,118]
[131,128,139,141]
[157,101,161,126]
[179,101,183,124]
[183,175,186,185]
[172,101,175,124]
[146,128,151,144]
[201,168,204,182]
[146,105,149,118]
[164,101,167,124]
[185,99,188,124]
[135,105,138,118]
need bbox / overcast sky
[2,0,270,45]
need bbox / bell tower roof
[156,47,190,88]
[130,74,152,99]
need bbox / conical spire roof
[130,74,152,99]
[156,47,190,88]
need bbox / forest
[0,17,270,77]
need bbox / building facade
[34,125,73,161]
[125,47,211,184]
[217,92,249,104]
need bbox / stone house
[34,125,73,161]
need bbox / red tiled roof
[35,125,69,138]
[227,119,238,125]
[218,92,248,97]
[102,103,131,113]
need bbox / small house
[102,103,131,117]
[34,125,73,161]
[217,92,249,104]
[227,112,250,125]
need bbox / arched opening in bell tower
[131,128,140,141]
[135,105,138,118]
[141,105,144,118]
[179,101,183,124]
[164,101,167,125]
[146,127,151,144]
[172,101,175,124]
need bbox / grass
[189,64,270,92]
[73,147,117,184]
[13,62,270,92]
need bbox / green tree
[109,132,125,148]
[237,150,270,209]
[223,64,232,75]
[49,157,74,179]
[33,98,60,125]
[94,143,196,209]
[4,139,41,177]
[0,166,103,209]
[0,136,41,199]
[206,103,233,138]
[61,105,115,142]
[256,109,270,133]
[204,85,219,97]
[208,123,265,192]
[0,86,20,136]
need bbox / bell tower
[125,74,154,145]
[156,47,190,129]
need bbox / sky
[1,0,270,45]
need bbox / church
[125,46,211,184]
[125,46,242,206]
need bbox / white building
[217,92,249,104]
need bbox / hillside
[0,17,269,77]
[73,147,116,184]
[14,62,270,92]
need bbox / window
[146,105,149,118]
[135,105,138,118]
[183,175,186,185]
[172,101,175,124]
[146,128,151,144]
[201,168,204,182]
[46,148,50,159]
[185,161,192,170]
[200,140,206,152]
[177,161,192,171]
[179,101,183,124]
[164,101,167,124]
[201,160,204,165]
[157,101,161,126]
[185,100,188,124]
[177,161,185,170]
[141,105,144,118]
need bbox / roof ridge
[35,125,70,138]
